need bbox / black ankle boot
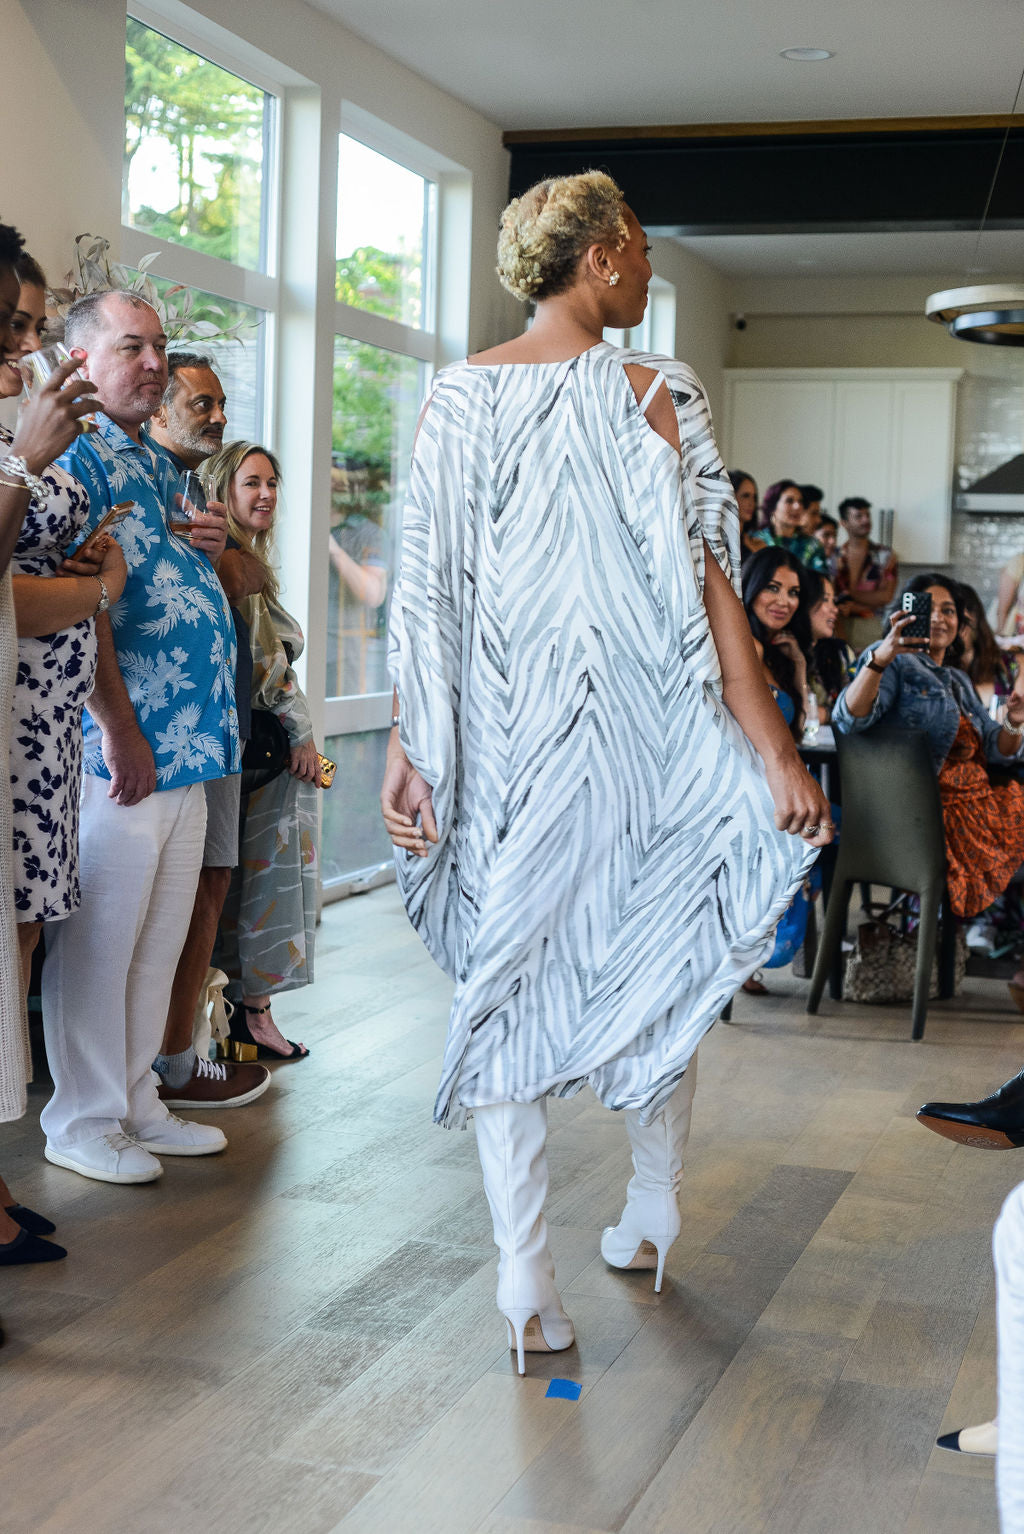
[917,1069,1024,1148]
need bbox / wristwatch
[94,575,110,615]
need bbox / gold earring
[609,272,620,286]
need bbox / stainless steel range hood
[958,454,1024,514]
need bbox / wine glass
[171,470,207,537]
[802,688,821,744]
[21,341,98,433]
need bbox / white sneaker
[45,1131,164,1184]
[129,1114,227,1157]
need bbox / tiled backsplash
[949,371,1024,608]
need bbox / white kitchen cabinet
[723,368,962,564]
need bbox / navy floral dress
[3,426,98,921]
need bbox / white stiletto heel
[474,1100,575,1375]
[601,1057,697,1293]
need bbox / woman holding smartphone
[0,249,127,991]
[834,572,1024,1004]
[0,224,111,1280]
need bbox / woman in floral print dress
[0,257,126,989]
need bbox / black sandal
[223,1002,310,1064]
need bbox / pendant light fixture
[925,285,1024,347]
[925,62,1024,345]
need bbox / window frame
[122,7,284,441]
[325,122,444,730]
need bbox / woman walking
[381,172,830,1371]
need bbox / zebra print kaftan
[388,342,815,1127]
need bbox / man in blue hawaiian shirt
[144,353,270,1110]
[39,290,240,1184]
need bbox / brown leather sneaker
[156,1055,271,1109]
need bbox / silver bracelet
[391,714,400,728]
[1002,717,1024,738]
[0,453,47,504]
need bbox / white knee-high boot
[600,1056,698,1293]
[473,1099,575,1374]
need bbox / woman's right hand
[871,610,927,668]
[57,534,127,602]
[381,735,437,856]
[10,358,102,475]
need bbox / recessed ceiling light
[780,47,835,62]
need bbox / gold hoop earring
[608,272,620,286]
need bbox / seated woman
[747,479,828,576]
[741,546,811,742]
[805,568,855,722]
[728,468,763,559]
[958,581,1018,709]
[997,550,1024,638]
[205,442,319,1061]
[741,547,817,994]
[833,573,1024,1005]
[813,514,839,576]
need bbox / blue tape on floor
[545,1378,582,1401]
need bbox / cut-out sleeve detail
[637,370,667,416]
[621,350,741,596]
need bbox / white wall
[3,1,125,278]
[721,271,1024,605]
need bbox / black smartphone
[901,589,932,639]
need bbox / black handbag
[241,708,290,795]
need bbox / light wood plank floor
[2,884,1023,1533]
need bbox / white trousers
[40,776,206,1148]
[997,1180,1024,1532]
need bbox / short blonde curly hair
[496,171,629,303]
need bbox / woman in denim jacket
[833,573,1024,1006]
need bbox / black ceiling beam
[506,128,1024,236]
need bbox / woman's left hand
[1006,694,1024,732]
[289,740,321,784]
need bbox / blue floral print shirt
[59,414,240,789]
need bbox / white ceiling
[310,0,1024,131]
[675,229,1024,280]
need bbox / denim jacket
[832,645,1023,771]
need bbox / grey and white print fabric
[389,342,815,1127]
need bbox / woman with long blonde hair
[203,440,319,1061]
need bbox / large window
[336,136,435,330]
[328,134,436,707]
[323,132,440,888]
[124,16,274,270]
[122,16,279,442]
[328,338,425,698]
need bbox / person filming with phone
[833,573,1024,1006]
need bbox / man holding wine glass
[38,289,243,1185]
[144,352,271,1112]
